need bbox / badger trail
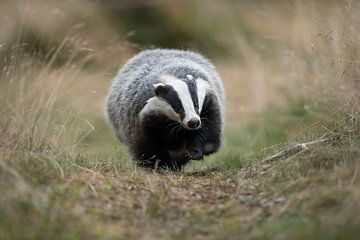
[106,49,225,170]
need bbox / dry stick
[258,137,334,165]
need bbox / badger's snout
[186,118,201,129]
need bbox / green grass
[1,89,359,239]
[1,1,359,237]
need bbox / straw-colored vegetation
[0,1,359,239]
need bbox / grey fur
[106,49,225,159]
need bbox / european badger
[106,49,225,170]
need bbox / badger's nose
[188,118,201,129]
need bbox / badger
[106,49,225,170]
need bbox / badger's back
[106,49,225,148]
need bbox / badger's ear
[153,83,167,97]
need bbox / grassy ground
[1,68,359,239]
[1,1,360,239]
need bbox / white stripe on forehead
[196,78,210,113]
[159,75,199,123]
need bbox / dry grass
[0,0,360,239]
[216,0,360,123]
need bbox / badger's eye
[174,106,182,112]
[194,103,199,108]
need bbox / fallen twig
[258,137,333,165]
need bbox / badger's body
[106,49,225,169]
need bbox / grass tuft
[1,1,360,239]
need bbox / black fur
[185,79,200,114]
[106,49,225,171]
[155,84,186,120]
[131,93,221,170]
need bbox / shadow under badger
[106,49,225,170]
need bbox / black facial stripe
[185,80,199,113]
[160,85,185,120]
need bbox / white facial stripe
[139,97,180,122]
[153,83,165,88]
[168,80,199,123]
[160,75,199,124]
[196,78,209,112]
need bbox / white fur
[160,75,200,128]
[139,97,180,122]
[195,78,210,113]
[153,83,165,88]
[141,75,210,129]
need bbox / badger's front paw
[184,148,204,160]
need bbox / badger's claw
[185,148,204,160]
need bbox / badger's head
[140,74,210,130]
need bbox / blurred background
[1,0,360,239]
[0,0,360,161]
[1,0,359,161]
[2,0,358,114]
